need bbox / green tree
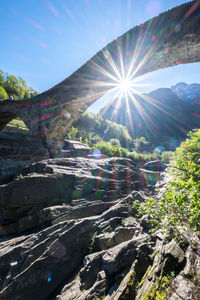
[0,70,38,100]
[92,141,120,157]
[74,111,134,149]
[163,130,200,231]
[67,127,78,140]
[29,87,39,97]
[0,69,5,87]
[110,138,121,147]
[132,130,200,233]
[134,136,149,152]
[0,86,8,100]
[161,151,173,164]
[3,74,21,99]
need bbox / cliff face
[0,156,199,300]
[0,131,50,185]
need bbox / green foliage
[71,111,155,161]
[89,232,98,254]
[92,141,121,157]
[92,141,154,162]
[128,151,155,162]
[74,111,133,149]
[110,138,121,147]
[6,118,28,130]
[67,126,78,140]
[143,281,166,300]
[135,130,200,232]
[16,173,23,179]
[0,69,38,100]
[161,151,173,164]
[134,136,149,152]
[132,198,165,229]
[142,274,174,300]
[124,271,136,296]
[163,130,200,231]
[0,70,5,87]
[0,86,8,100]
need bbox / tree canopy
[73,110,134,149]
[0,86,8,100]
[163,129,200,231]
[0,69,38,100]
[132,129,200,233]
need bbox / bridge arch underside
[0,1,200,146]
[0,112,18,131]
[37,1,200,143]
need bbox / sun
[118,78,132,92]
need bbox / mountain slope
[100,83,200,144]
[171,82,200,101]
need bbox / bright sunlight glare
[119,79,132,92]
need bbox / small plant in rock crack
[89,232,98,254]
[93,296,105,300]
[132,197,165,231]
[16,173,23,179]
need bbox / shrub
[92,142,154,163]
[134,136,150,152]
[92,141,120,157]
[161,151,173,164]
[110,138,121,147]
[131,130,200,233]
[132,198,165,229]
[67,127,78,140]
[163,130,200,231]
[0,86,8,100]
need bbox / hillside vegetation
[0,69,38,100]
[67,110,155,162]
[100,84,200,148]
[134,129,200,233]
[73,110,133,148]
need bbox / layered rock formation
[0,131,49,185]
[0,156,199,300]
[0,157,141,234]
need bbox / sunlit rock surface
[0,157,141,232]
[0,156,199,299]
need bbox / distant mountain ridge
[99,82,200,144]
[171,82,200,101]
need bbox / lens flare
[118,79,131,92]
[93,149,101,158]
[48,13,175,140]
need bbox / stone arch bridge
[0,0,200,153]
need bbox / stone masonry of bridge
[0,0,200,153]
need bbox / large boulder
[144,160,165,172]
[0,157,141,227]
[0,131,49,184]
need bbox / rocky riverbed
[0,156,199,300]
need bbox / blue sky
[0,0,199,112]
